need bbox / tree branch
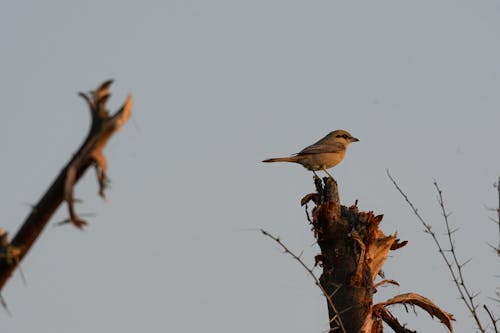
[0,80,132,292]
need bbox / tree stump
[304,177,403,332]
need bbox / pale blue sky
[1,1,499,332]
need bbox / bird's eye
[342,134,348,139]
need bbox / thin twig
[484,305,499,333]
[305,203,312,224]
[486,178,500,255]
[387,170,486,332]
[0,293,11,316]
[260,229,346,333]
[495,178,500,255]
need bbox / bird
[262,129,359,178]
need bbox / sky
[1,1,499,332]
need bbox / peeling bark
[0,80,132,291]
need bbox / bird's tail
[262,156,300,163]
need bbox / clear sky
[1,1,499,332]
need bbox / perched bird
[262,129,359,178]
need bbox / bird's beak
[350,137,359,142]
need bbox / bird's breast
[299,151,346,171]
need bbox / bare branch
[387,170,486,332]
[434,180,488,331]
[260,229,346,333]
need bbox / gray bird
[262,129,359,178]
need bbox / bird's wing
[297,141,345,155]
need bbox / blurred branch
[0,80,132,293]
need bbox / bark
[0,80,132,291]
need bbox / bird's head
[329,129,359,145]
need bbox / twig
[373,279,400,289]
[486,178,500,255]
[304,203,312,224]
[484,305,499,333]
[387,170,486,332]
[495,178,500,255]
[260,229,346,333]
[0,293,11,316]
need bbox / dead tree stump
[304,177,401,332]
[301,176,454,332]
